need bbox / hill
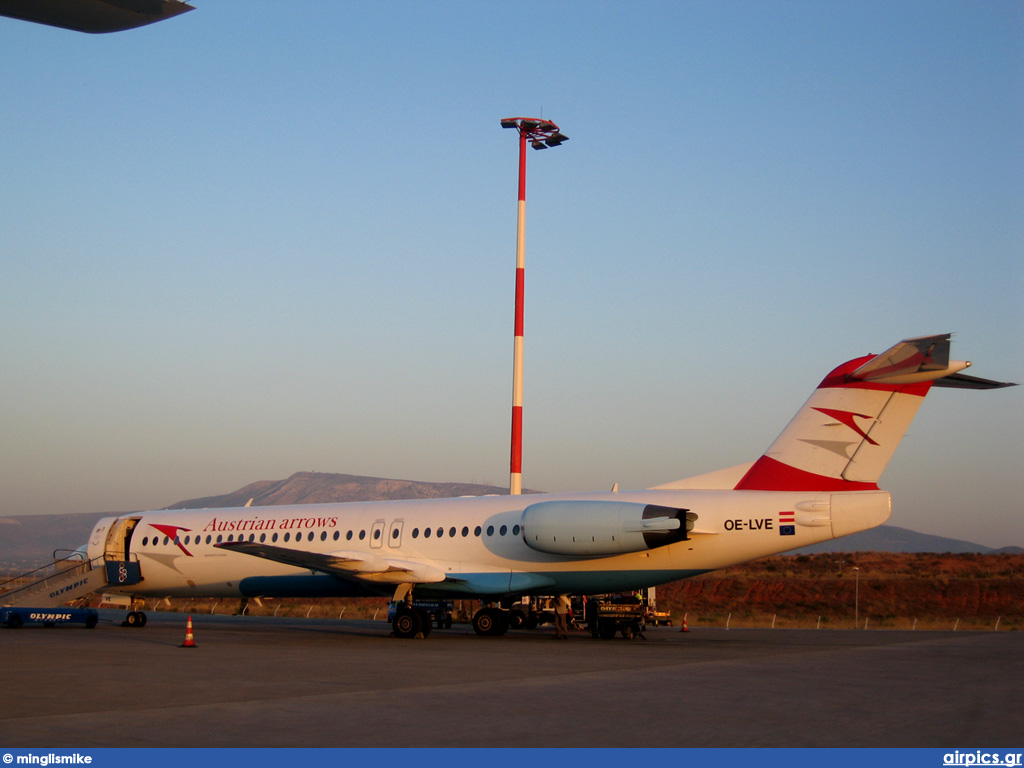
[659,550,1024,630]
[793,525,1022,555]
[164,471,520,509]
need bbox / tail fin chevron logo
[811,407,879,445]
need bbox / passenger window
[449,527,457,538]
[436,527,444,538]
[424,528,432,538]
[249,533,255,542]
[412,528,419,538]
[346,530,353,540]
[373,529,381,540]
[206,535,213,544]
[142,537,149,546]
[474,526,482,537]
[321,531,327,541]
[499,525,507,536]
[461,527,469,537]
[260,533,266,543]
[333,531,340,541]
[391,528,399,539]
[216,535,223,544]
[513,524,520,536]
[271,533,278,543]
[284,532,290,542]
[359,530,366,540]
[486,525,494,536]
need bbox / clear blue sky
[1,1,1021,548]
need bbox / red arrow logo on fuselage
[149,524,194,557]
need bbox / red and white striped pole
[510,126,527,495]
[500,118,568,495]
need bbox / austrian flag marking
[778,511,795,536]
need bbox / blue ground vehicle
[1,606,99,629]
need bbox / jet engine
[520,501,694,556]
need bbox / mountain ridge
[163,471,523,509]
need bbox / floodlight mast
[500,117,568,495]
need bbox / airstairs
[0,553,141,609]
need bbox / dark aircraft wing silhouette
[0,0,194,33]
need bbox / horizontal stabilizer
[932,372,1017,390]
[847,333,1013,387]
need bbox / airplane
[73,333,1012,639]
[0,0,194,34]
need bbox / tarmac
[1,610,1021,748]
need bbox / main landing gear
[390,583,432,640]
[392,604,433,639]
[122,610,147,627]
[472,605,509,637]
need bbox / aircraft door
[370,519,385,549]
[103,516,143,586]
[105,517,141,560]
[388,520,404,548]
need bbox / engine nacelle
[521,501,692,556]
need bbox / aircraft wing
[216,541,447,585]
[0,0,194,33]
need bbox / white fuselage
[85,488,890,600]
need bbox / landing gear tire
[598,619,617,639]
[6,614,23,629]
[85,614,98,629]
[392,606,423,639]
[507,610,525,630]
[472,607,509,637]
[123,611,146,627]
[621,624,635,640]
[472,609,495,636]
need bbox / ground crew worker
[553,594,571,639]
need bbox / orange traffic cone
[181,615,197,648]
[680,613,690,633]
